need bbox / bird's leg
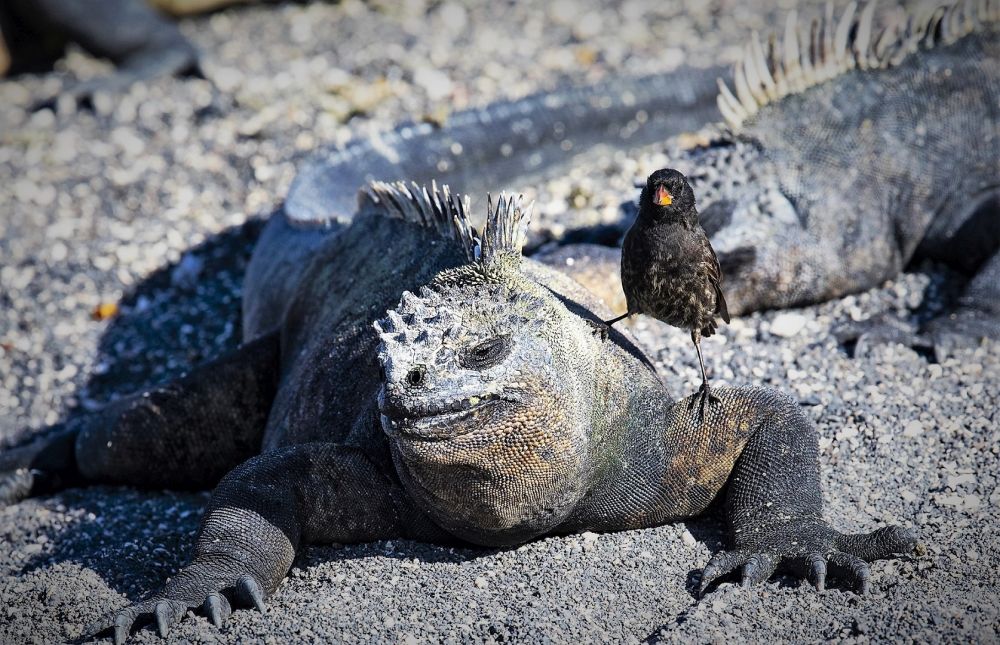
[603,312,633,327]
[588,311,632,340]
[688,329,719,418]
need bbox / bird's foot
[687,381,719,421]
[585,319,610,341]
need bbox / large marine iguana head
[372,191,616,547]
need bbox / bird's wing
[703,234,731,324]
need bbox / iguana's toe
[95,601,159,645]
[0,423,81,506]
[153,600,186,637]
[698,550,747,597]
[237,574,267,613]
[0,468,35,506]
[827,552,872,595]
[203,591,231,628]
[832,314,924,358]
[98,599,184,644]
[113,611,132,645]
[804,552,827,591]
[739,553,778,588]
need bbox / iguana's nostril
[405,365,427,387]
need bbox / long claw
[114,612,131,645]
[699,551,747,597]
[204,591,231,628]
[740,553,777,587]
[237,575,266,613]
[154,601,173,638]
[807,553,827,591]
[828,551,871,594]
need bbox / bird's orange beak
[654,185,673,206]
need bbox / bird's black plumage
[606,168,730,414]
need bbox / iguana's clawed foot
[833,310,998,361]
[0,468,35,506]
[585,319,610,341]
[832,314,924,359]
[923,308,999,362]
[93,572,268,644]
[0,423,80,506]
[687,381,719,420]
[698,523,921,597]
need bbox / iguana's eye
[461,335,513,370]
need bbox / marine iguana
[672,0,1000,359]
[2,184,919,644]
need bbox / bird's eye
[460,335,513,370]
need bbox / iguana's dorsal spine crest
[717,0,1000,129]
[362,180,478,261]
[476,193,534,263]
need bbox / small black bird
[605,168,730,415]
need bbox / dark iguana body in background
[0,0,203,104]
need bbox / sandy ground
[1,0,998,643]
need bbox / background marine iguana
[665,0,1000,359]
[5,184,919,643]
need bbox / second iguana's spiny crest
[717,0,1000,128]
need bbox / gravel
[1,1,998,643]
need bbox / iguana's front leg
[95,442,446,644]
[687,388,922,595]
[565,386,919,594]
[0,333,280,505]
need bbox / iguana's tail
[283,66,724,224]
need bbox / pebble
[413,67,453,102]
[769,312,807,338]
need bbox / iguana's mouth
[378,391,508,440]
